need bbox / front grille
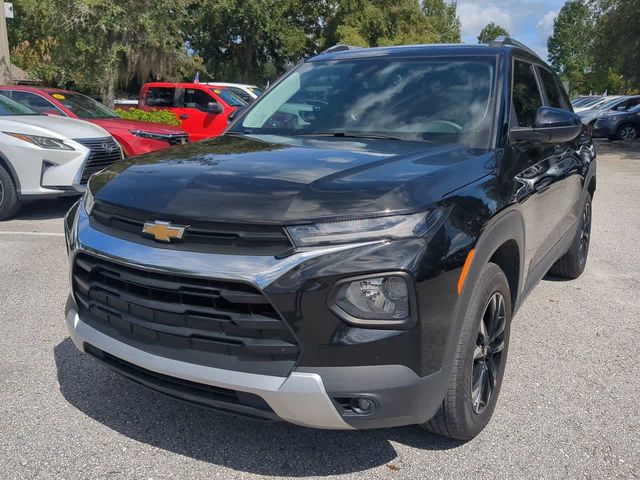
[85,344,279,421]
[73,252,300,376]
[75,137,122,183]
[166,134,189,146]
[90,200,294,256]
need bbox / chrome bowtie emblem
[142,220,189,242]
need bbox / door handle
[179,114,189,120]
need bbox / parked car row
[0,80,261,219]
[572,94,640,141]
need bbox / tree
[323,0,437,49]
[591,0,640,88]
[186,0,326,86]
[547,0,595,94]
[477,22,509,43]
[422,0,461,43]
[9,0,201,106]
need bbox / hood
[1,114,110,139]
[89,134,494,224]
[89,117,186,135]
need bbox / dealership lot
[0,141,638,479]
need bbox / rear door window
[512,60,543,127]
[537,68,563,109]
[145,87,176,107]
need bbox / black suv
[64,37,595,440]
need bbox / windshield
[234,57,498,147]
[50,92,118,119]
[248,87,263,96]
[595,97,623,110]
[0,94,39,116]
[210,88,247,107]
[579,97,605,108]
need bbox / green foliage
[547,0,594,94]
[114,108,181,127]
[477,22,509,44]
[9,0,202,106]
[590,0,640,88]
[422,0,461,43]
[547,0,639,94]
[9,0,464,94]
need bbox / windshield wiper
[291,131,406,141]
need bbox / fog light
[335,275,410,320]
[353,398,375,414]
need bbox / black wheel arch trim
[441,206,525,368]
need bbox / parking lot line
[0,231,65,237]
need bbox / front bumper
[64,201,456,429]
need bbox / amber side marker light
[457,249,475,295]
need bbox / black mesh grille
[75,137,122,183]
[89,200,294,256]
[73,253,300,376]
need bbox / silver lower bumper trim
[66,308,352,430]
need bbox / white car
[574,95,622,113]
[203,82,263,103]
[0,94,123,219]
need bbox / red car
[0,86,189,157]
[138,82,246,141]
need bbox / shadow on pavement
[594,139,640,159]
[15,196,80,221]
[54,338,462,476]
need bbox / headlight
[330,273,416,327]
[129,130,165,141]
[83,184,95,215]
[286,210,443,247]
[3,132,74,150]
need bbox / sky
[457,0,566,61]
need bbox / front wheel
[617,124,637,142]
[0,164,21,220]
[423,262,511,440]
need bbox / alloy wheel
[471,292,506,415]
[620,126,637,142]
[0,178,4,207]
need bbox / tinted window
[0,90,65,115]
[238,57,498,148]
[145,87,176,107]
[538,68,562,109]
[0,94,38,115]
[512,60,542,127]
[184,88,216,110]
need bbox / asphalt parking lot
[1,140,639,479]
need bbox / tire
[617,124,637,142]
[549,193,592,279]
[423,262,511,440]
[0,164,21,220]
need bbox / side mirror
[511,106,582,143]
[205,102,223,114]
[227,106,246,123]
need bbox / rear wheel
[0,164,20,220]
[617,124,637,142]
[549,193,592,279]
[423,263,511,440]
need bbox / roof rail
[320,44,363,55]
[489,36,539,58]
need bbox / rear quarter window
[145,87,176,107]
